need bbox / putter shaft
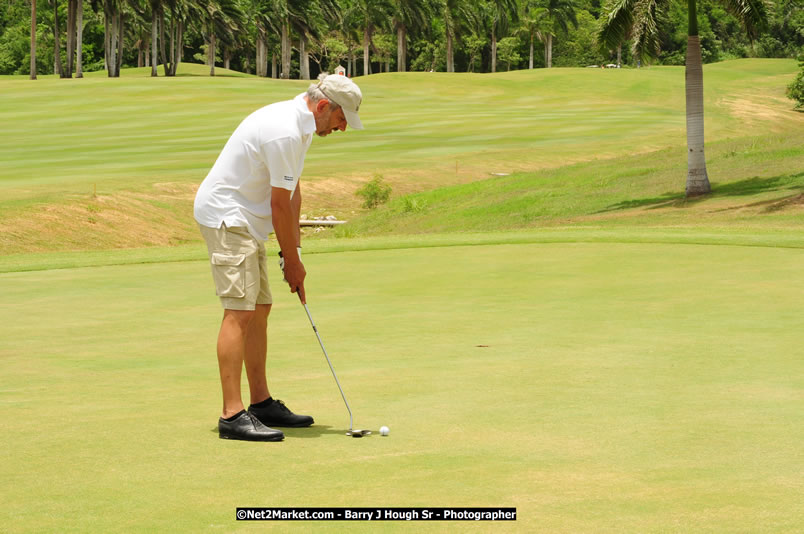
[302,303,354,431]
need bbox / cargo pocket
[210,252,247,298]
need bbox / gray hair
[306,72,341,110]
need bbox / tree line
[0,0,801,79]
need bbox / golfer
[194,73,363,442]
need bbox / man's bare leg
[244,304,272,406]
[217,309,254,419]
[243,303,314,428]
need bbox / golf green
[1,240,802,532]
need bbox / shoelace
[247,412,263,427]
[273,399,291,413]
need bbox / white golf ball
[379,426,389,436]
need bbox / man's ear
[316,99,330,113]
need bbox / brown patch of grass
[761,193,804,213]
[719,94,804,132]
[0,184,199,254]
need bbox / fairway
[1,60,801,254]
[2,241,802,532]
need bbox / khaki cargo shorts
[199,223,272,310]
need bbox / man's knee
[250,304,271,329]
[223,308,258,331]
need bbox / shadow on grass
[282,425,359,439]
[599,173,804,213]
[209,425,354,439]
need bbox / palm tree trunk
[168,17,175,75]
[65,0,75,77]
[397,25,405,72]
[547,34,553,68]
[300,35,309,80]
[272,51,277,78]
[616,44,621,68]
[53,0,63,76]
[159,11,168,74]
[172,17,182,75]
[281,20,290,78]
[209,30,216,77]
[363,26,370,76]
[108,12,117,77]
[260,39,266,78]
[254,32,268,78]
[30,0,37,79]
[168,19,180,76]
[115,11,123,77]
[151,10,158,76]
[257,29,265,77]
[446,29,453,72]
[529,32,534,69]
[103,10,108,71]
[491,28,496,73]
[685,33,710,196]
[75,0,83,77]
[260,36,267,77]
[262,36,267,77]
[110,15,116,76]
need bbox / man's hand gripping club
[279,247,305,302]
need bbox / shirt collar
[295,93,316,136]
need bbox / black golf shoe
[218,410,285,441]
[248,398,314,428]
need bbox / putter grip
[278,251,303,302]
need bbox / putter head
[347,429,371,438]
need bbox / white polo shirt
[194,93,315,241]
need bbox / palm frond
[630,0,662,62]
[598,0,667,62]
[549,0,579,35]
[720,0,769,41]
[598,0,637,52]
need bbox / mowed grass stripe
[3,60,793,196]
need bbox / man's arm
[271,186,306,303]
[291,182,302,248]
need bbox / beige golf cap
[317,74,364,130]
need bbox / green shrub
[787,57,804,110]
[401,195,427,213]
[356,174,392,209]
[334,224,359,238]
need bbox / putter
[299,294,370,438]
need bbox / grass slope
[342,134,804,237]
[1,60,801,256]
